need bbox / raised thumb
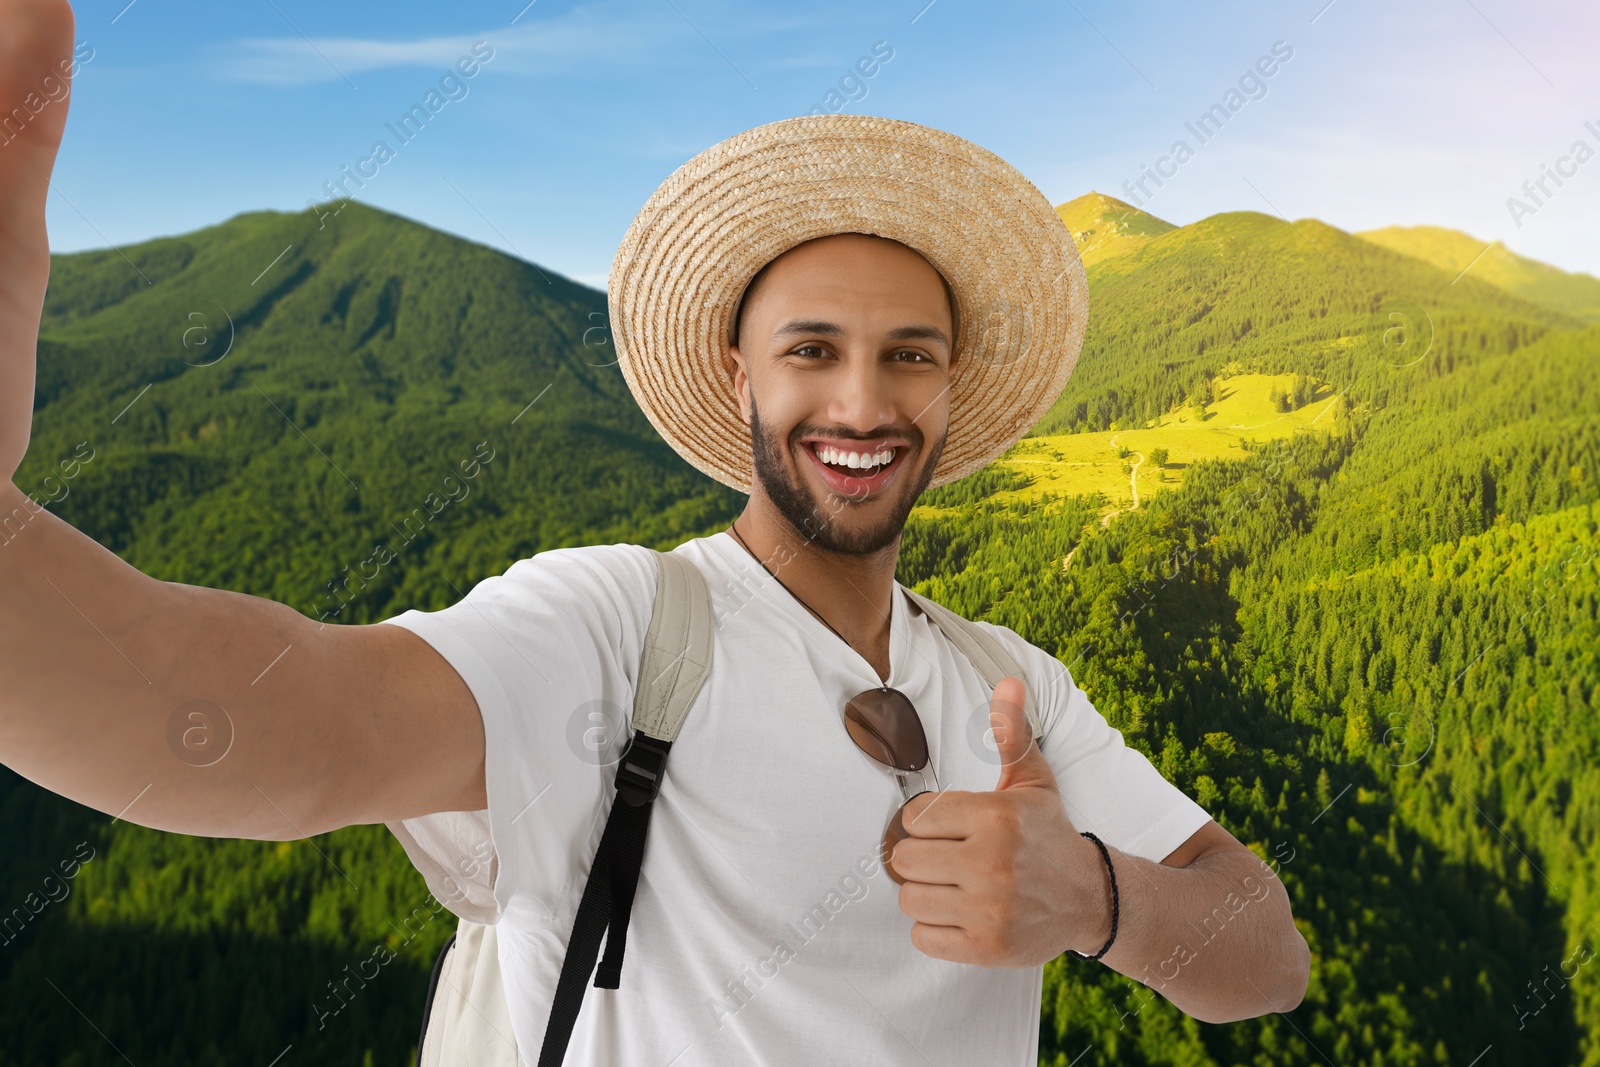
[991,676,1056,792]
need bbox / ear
[728,345,752,425]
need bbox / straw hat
[607,114,1088,492]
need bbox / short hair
[728,234,960,355]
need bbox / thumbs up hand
[889,677,1114,967]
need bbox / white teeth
[814,445,896,471]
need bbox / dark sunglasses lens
[843,687,928,772]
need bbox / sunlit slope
[1357,224,1600,323]
[1012,371,1336,510]
[1055,191,1176,267]
[915,371,1338,522]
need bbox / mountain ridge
[1049,197,1600,329]
[1355,222,1600,322]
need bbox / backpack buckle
[614,732,671,807]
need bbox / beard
[748,393,946,557]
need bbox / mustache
[788,423,923,446]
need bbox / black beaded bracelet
[1066,831,1119,961]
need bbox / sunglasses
[843,686,940,885]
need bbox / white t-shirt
[380,531,1212,1066]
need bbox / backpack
[408,547,1042,1067]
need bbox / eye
[792,344,832,359]
[891,349,933,363]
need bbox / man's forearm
[1083,840,1309,1024]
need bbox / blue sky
[44,0,1600,287]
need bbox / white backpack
[399,548,1041,1066]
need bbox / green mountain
[5,198,1599,1066]
[1055,192,1176,267]
[1033,209,1581,438]
[25,202,741,611]
[1357,224,1600,323]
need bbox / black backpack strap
[538,550,713,1066]
[594,731,672,986]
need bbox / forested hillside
[2,198,1596,1065]
[23,201,741,610]
[1033,196,1579,440]
[1356,224,1600,323]
[914,322,1597,1064]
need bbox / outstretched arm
[0,0,488,841]
[1,480,489,838]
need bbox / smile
[799,439,909,495]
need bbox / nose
[826,347,896,433]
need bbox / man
[0,2,1308,1064]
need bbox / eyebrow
[771,319,951,349]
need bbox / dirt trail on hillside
[1101,433,1144,527]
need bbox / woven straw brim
[608,114,1088,493]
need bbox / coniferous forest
[2,195,1596,1065]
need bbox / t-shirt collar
[706,529,909,688]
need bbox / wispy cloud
[216,31,493,85]
[210,4,747,86]
[764,51,867,71]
